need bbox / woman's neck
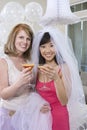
[46,60,57,67]
[9,55,26,63]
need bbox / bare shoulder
[0,58,8,93]
[62,63,69,70]
[0,58,8,71]
[56,63,69,72]
[0,58,7,65]
[61,63,71,77]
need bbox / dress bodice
[36,80,62,106]
[0,55,31,110]
[4,55,21,85]
[36,80,69,130]
[3,55,31,95]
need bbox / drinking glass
[38,65,48,90]
[22,63,35,88]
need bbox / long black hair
[39,32,57,64]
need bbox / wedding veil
[32,27,87,130]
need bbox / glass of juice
[22,63,34,70]
[38,65,47,90]
[22,63,34,87]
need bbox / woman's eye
[19,36,24,39]
[50,44,54,47]
[40,45,45,48]
[27,38,31,41]
[19,36,31,41]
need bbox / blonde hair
[4,23,34,60]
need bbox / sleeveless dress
[36,80,70,130]
[0,55,52,130]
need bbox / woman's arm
[39,64,71,106]
[0,59,33,100]
[54,64,71,105]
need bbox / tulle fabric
[0,107,15,130]
[11,92,52,130]
[68,102,87,130]
[31,27,87,130]
[0,55,52,130]
[31,27,85,102]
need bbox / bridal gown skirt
[1,92,87,130]
[11,92,52,130]
[0,107,15,130]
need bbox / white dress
[0,55,52,130]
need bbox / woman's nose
[45,47,50,52]
[23,38,27,43]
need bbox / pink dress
[36,80,70,130]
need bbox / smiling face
[39,41,56,63]
[15,30,31,56]
[4,24,34,60]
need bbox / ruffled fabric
[11,92,52,130]
[0,107,15,130]
[68,102,87,130]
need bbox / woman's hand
[16,68,33,88]
[40,103,51,113]
[39,64,61,81]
